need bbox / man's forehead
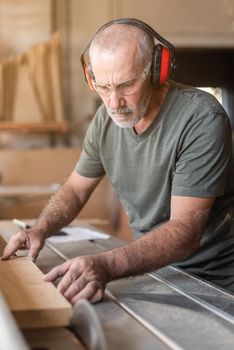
[92,49,139,79]
[91,42,139,73]
[91,40,137,60]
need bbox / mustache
[108,107,134,114]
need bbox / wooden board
[0,122,69,133]
[0,238,72,329]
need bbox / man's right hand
[2,228,46,262]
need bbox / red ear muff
[85,64,95,91]
[160,47,170,84]
[152,44,171,85]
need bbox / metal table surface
[1,220,234,350]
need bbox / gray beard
[108,92,151,129]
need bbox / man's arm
[104,196,214,278]
[35,170,103,236]
[2,170,102,261]
[44,195,214,304]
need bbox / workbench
[0,220,234,350]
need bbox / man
[2,19,234,303]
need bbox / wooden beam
[0,122,69,133]
[0,237,72,329]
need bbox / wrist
[99,247,129,282]
[33,220,50,238]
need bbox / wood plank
[0,250,72,329]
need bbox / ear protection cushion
[151,44,162,85]
[160,46,171,84]
[152,44,171,85]
[85,64,95,91]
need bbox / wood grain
[0,236,72,329]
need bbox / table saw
[0,220,234,350]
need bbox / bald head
[89,23,154,67]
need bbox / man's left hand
[43,255,109,304]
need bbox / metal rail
[149,271,234,326]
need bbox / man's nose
[109,90,124,110]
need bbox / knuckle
[51,266,61,278]
[91,287,104,303]
[33,240,43,250]
[88,281,97,294]
[89,280,101,294]
[77,257,89,269]
[98,288,104,299]
[50,266,57,274]
[14,232,26,243]
[68,270,77,283]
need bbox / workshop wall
[1,0,234,148]
[67,0,234,137]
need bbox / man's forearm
[33,182,83,237]
[103,219,202,281]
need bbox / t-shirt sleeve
[76,111,105,178]
[172,113,232,197]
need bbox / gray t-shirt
[76,81,234,289]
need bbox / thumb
[44,261,70,282]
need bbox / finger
[90,287,104,304]
[70,281,103,304]
[43,261,70,282]
[64,275,87,300]
[28,240,43,262]
[57,268,82,295]
[2,232,28,260]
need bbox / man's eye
[121,79,135,88]
[98,85,110,92]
